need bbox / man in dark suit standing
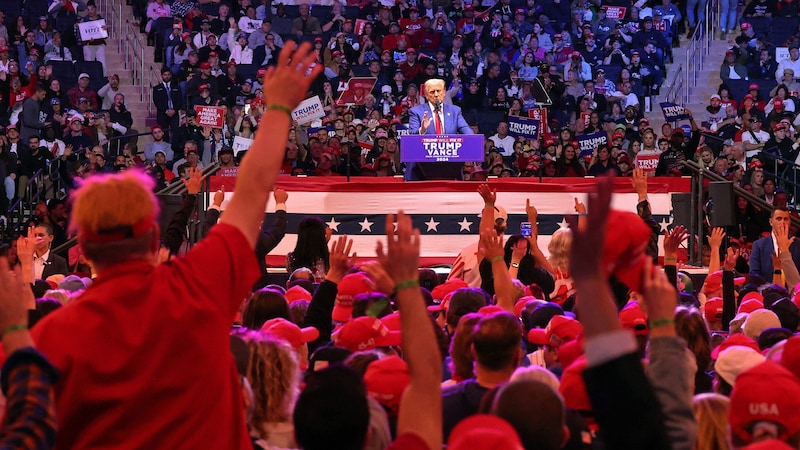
[152,67,184,139]
[405,78,473,180]
[32,223,69,279]
[749,207,800,279]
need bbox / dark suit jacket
[408,102,472,135]
[749,234,800,278]
[42,253,69,279]
[152,82,184,116]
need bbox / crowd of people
[3,41,800,450]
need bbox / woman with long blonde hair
[547,228,574,306]
[243,332,301,449]
[692,393,730,450]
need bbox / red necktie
[434,107,443,134]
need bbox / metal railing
[5,168,47,238]
[757,151,800,202]
[97,0,125,39]
[663,63,685,105]
[681,160,800,263]
[683,0,715,104]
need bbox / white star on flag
[359,217,374,232]
[326,217,340,232]
[425,217,440,232]
[659,218,672,233]
[557,217,570,229]
[457,217,473,232]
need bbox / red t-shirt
[31,223,260,449]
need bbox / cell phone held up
[520,222,532,238]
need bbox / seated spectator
[720,49,748,82]
[66,73,99,111]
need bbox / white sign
[777,47,790,64]
[291,96,325,126]
[232,136,254,156]
[238,18,261,34]
[78,19,108,41]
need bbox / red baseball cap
[601,210,652,292]
[619,301,648,335]
[257,67,268,77]
[775,98,785,109]
[285,285,312,303]
[739,298,764,314]
[429,279,467,302]
[406,47,416,54]
[741,22,751,30]
[704,297,724,323]
[332,273,375,322]
[364,355,409,414]
[545,315,584,347]
[571,51,581,58]
[447,415,524,450]
[502,32,514,40]
[332,316,402,351]
[780,335,800,379]
[729,361,800,445]
[711,333,761,359]
[702,270,745,293]
[749,83,759,91]
[742,291,764,303]
[260,318,320,349]
[198,83,210,91]
[200,62,211,69]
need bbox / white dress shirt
[34,250,50,280]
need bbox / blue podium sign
[400,134,485,163]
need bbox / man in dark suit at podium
[405,78,473,180]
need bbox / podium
[401,134,485,181]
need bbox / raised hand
[0,257,31,340]
[775,221,795,254]
[376,211,420,283]
[708,227,726,251]
[360,261,397,295]
[632,168,647,201]
[261,41,324,112]
[570,177,613,282]
[479,228,505,262]
[421,111,432,131]
[525,198,537,221]
[273,188,288,204]
[663,225,687,260]
[723,247,739,271]
[213,185,225,207]
[574,198,586,215]
[182,166,204,195]
[326,234,355,284]
[639,258,677,336]
[477,183,496,205]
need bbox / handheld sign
[400,135,484,163]
[194,105,225,128]
[507,116,540,140]
[336,77,378,106]
[577,131,608,158]
[78,19,108,41]
[603,6,627,20]
[232,136,254,156]
[292,96,326,126]
[660,102,691,122]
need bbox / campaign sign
[777,47,790,64]
[232,136,254,156]
[507,116,540,140]
[292,96,325,126]
[528,107,548,125]
[218,167,239,177]
[194,105,225,128]
[660,102,691,122]
[603,6,627,20]
[577,131,608,158]
[78,19,108,41]
[400,134,484,163]
[355,19,369,36]
[336,77,378,106]
[394,124,411,137]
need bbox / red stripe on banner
[266,255,460,267]
[209,176,692,193]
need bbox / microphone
[433,99,442,111]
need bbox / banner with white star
[209,177,690,266]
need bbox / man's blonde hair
[71,171,159,265]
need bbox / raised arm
[161,167,202,255]
[477,184,497,236]
[775,221,800,289]
[377,212,442,450]
[707,227,725,274]
[480,228,515,314]
[219,42,323,247]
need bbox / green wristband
[489,255,504,264]
[395,279,419,292]
[649,318,675,329]
[266,104,293,119]
[1,323,27,338]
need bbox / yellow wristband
[266,104,293,119]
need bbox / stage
[207,176,693,267]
